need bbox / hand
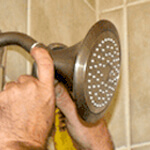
[0,47,55,149]
[55,83,114,150]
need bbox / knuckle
[18,75,28,81]
[38,58,54,72]
[4,82,17,90]
[28,80,38,89]
[18,75,37,83]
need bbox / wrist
[89,138,114,150]
[0,140,44,150]
[76,141,114,150]
[0,125,48,148]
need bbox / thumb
[55,83,79,124]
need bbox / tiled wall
[0,0,150,149]
[0,0,29,81]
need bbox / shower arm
[0,32,37,52]
[0,32,50,81]
[0,32,79,89]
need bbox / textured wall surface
[0,0,150,150]
[0,0,28,81]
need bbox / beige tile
[100,9,127,148]
[127,0,143,4]
[128,3,150,144]
[0,0,27,32]
[127,0,135,3]
[104,74,127,148]
[0,0,28,81]
[98,0,123,12]
[86,0,96,9]
[116,148,128,150]
[132,145,150,150]
[30,0,96,46]
[5,46,29,81]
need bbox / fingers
[3,81,17,90]
[17,75,36,83]
[30,47,54,86]
[55,83,79,124]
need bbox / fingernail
[55,85,64,98]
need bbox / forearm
[90,134,114,150]
[81,139,114,150]
[89,139,114,150]
[74,136,114,150]
[73,120,114,150]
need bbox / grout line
[101,5,124,14]
[127,0,150,7]
[27,0,31,35]
[83,0,95,12]
[98,0,150,149]
[131,141,150,149]
[99,0,150,15]
[27,0,31,75]
[95,0,100,21]
[123,0,131,149]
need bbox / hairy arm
[1,141,44,150]
[55,83,114,150]
[0,48,55,150]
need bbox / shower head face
[73,20,121,122]
[85,32,120,113]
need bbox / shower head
[48,20,121,122]
[0,20,121,123]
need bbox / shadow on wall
[0,46,6,90]
[105,73,122,124]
